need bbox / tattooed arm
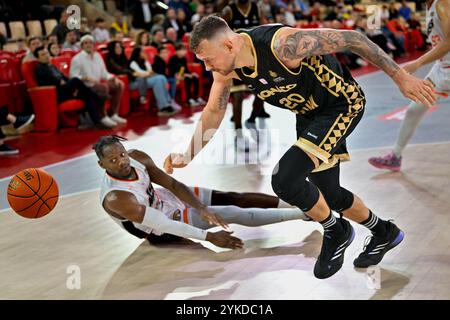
[273,27,436,107]
[164,71,233,173]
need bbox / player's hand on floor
[396,71,436,108]
[163,153,190,174]
[206,230,244,249]
[199,207,229,229]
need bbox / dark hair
[95,17,105,23]
[175,42,186,51]
[157,45,168,53]
[33,45,46,58]
[27,36,40,45]
[190,15,229,52]
[93,135,128,159]
[107,40,127,68]
[47,42,59,57]
[152,27,164,36]
[129,46,146,70]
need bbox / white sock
[393,101,428,157]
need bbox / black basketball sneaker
[314,218,355,279]
[353,220,404,268]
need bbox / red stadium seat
[21,61,84,132]
[143,46,157,64]
[50,56,71,77]
[0,55,26,113]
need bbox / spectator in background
[381,4,390,20]
[34,46,114,129]
[168,0,192,20]
[111,11,128,36]
[46,34,59,46]
[135,30,151,47]
[110,29,125,42]
[163,8,180,33]
[152,45,180,106]
[106,41,131,77]
[51,10,70,44]
[79,17,91,37]
[205,3,215,15]
[128,47,179,116]
[93,18,110,43]
[0,106,34,155]
[22,36,42,62]
[176,8,191,40]
[150,28,165,48]
[191,3,205,26]
[70,35,126,126]
[151,14,166,35]
[388,2,399,19]
[63,30,81,51]
[284,4,297,27]
[165,28,178,46]
[258,0,276,22]
[399,1,412,21]
[47,42,61,57]
[168,43,205,107]
[132,0,163,30]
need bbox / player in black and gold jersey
[164,16,437,279]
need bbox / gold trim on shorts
[230,84,249,93]
[295,138,331,163]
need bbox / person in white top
[70,35,127,127]
[128,46,179,116]
[92,18,111,43]
[96,135,310,248]
[369,0,450,171]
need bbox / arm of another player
[131,150,229,229]
[103,190,242,249]
[163,72,232,173]
[404,0,450,74]
[272,27,437,108]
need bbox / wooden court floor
[1,142,449,299]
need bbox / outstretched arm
[103,190,242,249]
[163,72,232,173]
[130,150,228,229]
[273,27,437,107]
[404,0,450,73]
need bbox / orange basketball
[7,168,59,219]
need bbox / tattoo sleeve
[218,86,231,110]
[274,29,401,78]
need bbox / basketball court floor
[1,64,449,300]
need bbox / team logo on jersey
[259,78,268,85]
[270,70,285,83]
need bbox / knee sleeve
[271,146,319,211]
[325,187,354,213]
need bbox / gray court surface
[1,64,449,210]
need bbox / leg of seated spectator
[167,77,177,99]
[90,83,110,117]
[67,79,102,124]
[184,77,193,101]
[108,79,124,116]
[191,76,199,100]
[0,106,9,126]
[146,75,172,110]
